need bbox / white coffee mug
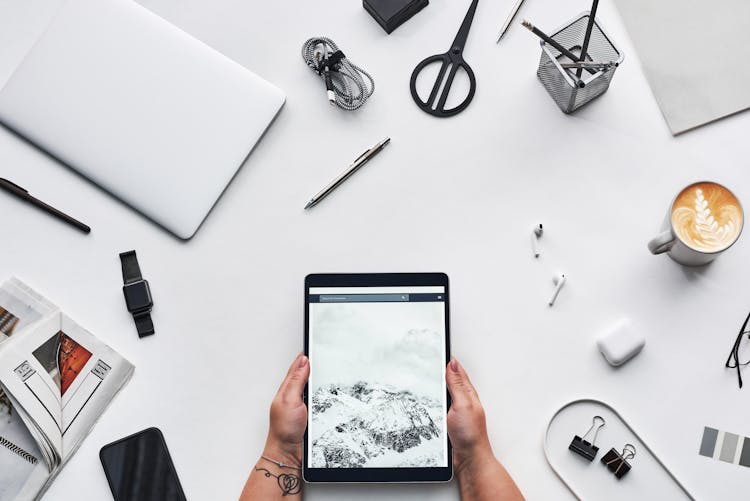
[648,181,744,266]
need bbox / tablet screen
[307,285,448,470]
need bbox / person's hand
[447,358,525,501]
[263,354,310,466]
[446,357,494,474]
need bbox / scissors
[410,0,478,117]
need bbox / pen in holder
[536,12,623,113]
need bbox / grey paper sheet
[699,427,719,457]
[614,0,750,134]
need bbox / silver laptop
[0,0,285,239]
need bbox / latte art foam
[671,182,743,252]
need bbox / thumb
[279,354,310,403]
[446,357,475,407]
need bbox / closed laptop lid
[0,0,285,239]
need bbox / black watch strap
[120,251,142,284]
[119,250,154,338]
[135,312,155,338]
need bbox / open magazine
[0,278,134,501]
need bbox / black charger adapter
[363,0,429,34]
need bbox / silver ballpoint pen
[304,138,391,210]
[496,0,526,43]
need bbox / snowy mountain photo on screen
[308,301,447,468]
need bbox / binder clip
[569,416,605,461]
[601,444,636,479]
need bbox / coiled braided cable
[301,36,374,111]
[0,435,38,464]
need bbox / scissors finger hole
[413,61,446,105]
[442,66,472,111]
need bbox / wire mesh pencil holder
[537,12,624,113]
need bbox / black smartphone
[100,427,187,501]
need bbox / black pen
[522,20,580,62]
[521,20,595,86]
[577,0,600,78]
[0,178,90,233]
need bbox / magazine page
[0,279,56,346]
[0,314,65,461]
[0,279,134,500]
[0,279,59,501]
[0,390,50,501]
[4,392,56,469]
[57,313,134,458]
[0,313,62,501]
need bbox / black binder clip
[569,416,605,461]
[601,444,636,479]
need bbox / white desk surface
[1,1,749,500]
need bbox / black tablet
[304,273,452,483]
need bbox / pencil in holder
[536,12,623,113]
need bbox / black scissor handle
[410,54,476,118]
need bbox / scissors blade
[450,0,479,53]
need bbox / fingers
[446,357,479,408]
[277,353,310,403]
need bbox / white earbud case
[596,318,646,366]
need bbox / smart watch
[119,250,154,337]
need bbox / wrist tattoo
[255,466,302,496]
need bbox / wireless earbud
[531,223,544,258]
[549,272,566,306]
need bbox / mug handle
[648,230,675,254]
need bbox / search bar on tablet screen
[319,294,409,302]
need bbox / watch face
[123,281,153,312]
